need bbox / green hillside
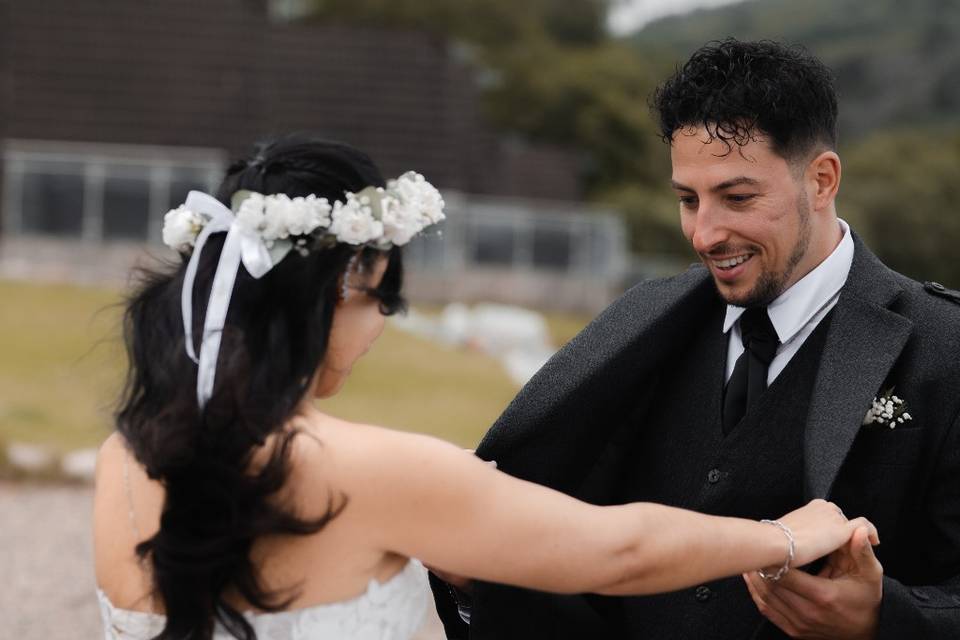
[628,0,960,138]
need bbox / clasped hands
[744,520,883,639]
[432,450,885,638]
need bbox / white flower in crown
[378,172,446,246]
[262,194,293,241]
[285,194,332,236]
[234,191,268,236]
[390,171,446,225]
[863,388,913,429]
[328,193,384,245]
[162,205,206,251]
[234,191,333,244]
[380,193,423,246]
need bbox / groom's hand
[743,526,882,639]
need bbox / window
[470,222,515,266]
[20,167,85,236]
[532,225,572,271]
[103,167,152,240]
[2,141,224,243]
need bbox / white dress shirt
[724,219,855,384]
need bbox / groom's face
[671,126,812,307]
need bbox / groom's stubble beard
[714,189,812,308]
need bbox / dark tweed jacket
[433,236,960,639]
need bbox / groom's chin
[710,276,778,308]
[708,272,749,306]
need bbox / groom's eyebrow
[670,176,761,193]
[713,176,761,191]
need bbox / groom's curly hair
[117,135,406,640]
[652,38,838,163]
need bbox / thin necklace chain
[122,452,142,542]
[122,449,156,613]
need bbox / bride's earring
[341,253,360,301]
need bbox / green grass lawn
[0,279,589,455]
[0,280,125,453]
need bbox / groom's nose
[688,201,732,255]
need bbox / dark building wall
[259,25,485,191]
[0,0,9,233]
[1,0,581,200]
[4,0,263,153]
[475,140,584,201]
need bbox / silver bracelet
[758,519,795,582]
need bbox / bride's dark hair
[116,135,406,640]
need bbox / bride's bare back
[95,412,411,614]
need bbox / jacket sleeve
[876,576,960,639]
[876,407,960,638]
[429,572,471,640]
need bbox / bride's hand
[776,499,879,568]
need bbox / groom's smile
[712,253,753,270]
[710,252,756,279]
[706,247,767,294]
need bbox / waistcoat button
[695,585,712,602]
[707,468,722,484]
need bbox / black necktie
[723,307,780,434]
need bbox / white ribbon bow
[180,191,288,408]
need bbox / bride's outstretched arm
[311,423,875,596]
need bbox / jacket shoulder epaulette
[923,281,960,305]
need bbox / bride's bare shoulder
[94,431,128,487]
[290,411,450,464]
[97,430,123,458]
[287,410,475,495]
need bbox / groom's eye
[678,196,698,209]
[726,194,757,207]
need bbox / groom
[431,39,960,639]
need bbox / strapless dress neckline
[98,559,430,639]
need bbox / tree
[305,0,666,193]
[306,0,609,48]
[840,128,960,287]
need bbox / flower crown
[166,171,445,410]
[162,170,445,256]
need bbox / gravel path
[0,483,445,639]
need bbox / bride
[93,135,875,640]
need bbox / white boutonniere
[863,388,913,428]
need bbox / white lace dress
[97,560,430,640]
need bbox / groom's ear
[807,150,841,212]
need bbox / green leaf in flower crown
[353,185,386,221]
[268,238,294,266]
[231,190,257,211]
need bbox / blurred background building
[0,0,628,313]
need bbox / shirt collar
[723,218,854,343]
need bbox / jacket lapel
[804,238,912,498]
